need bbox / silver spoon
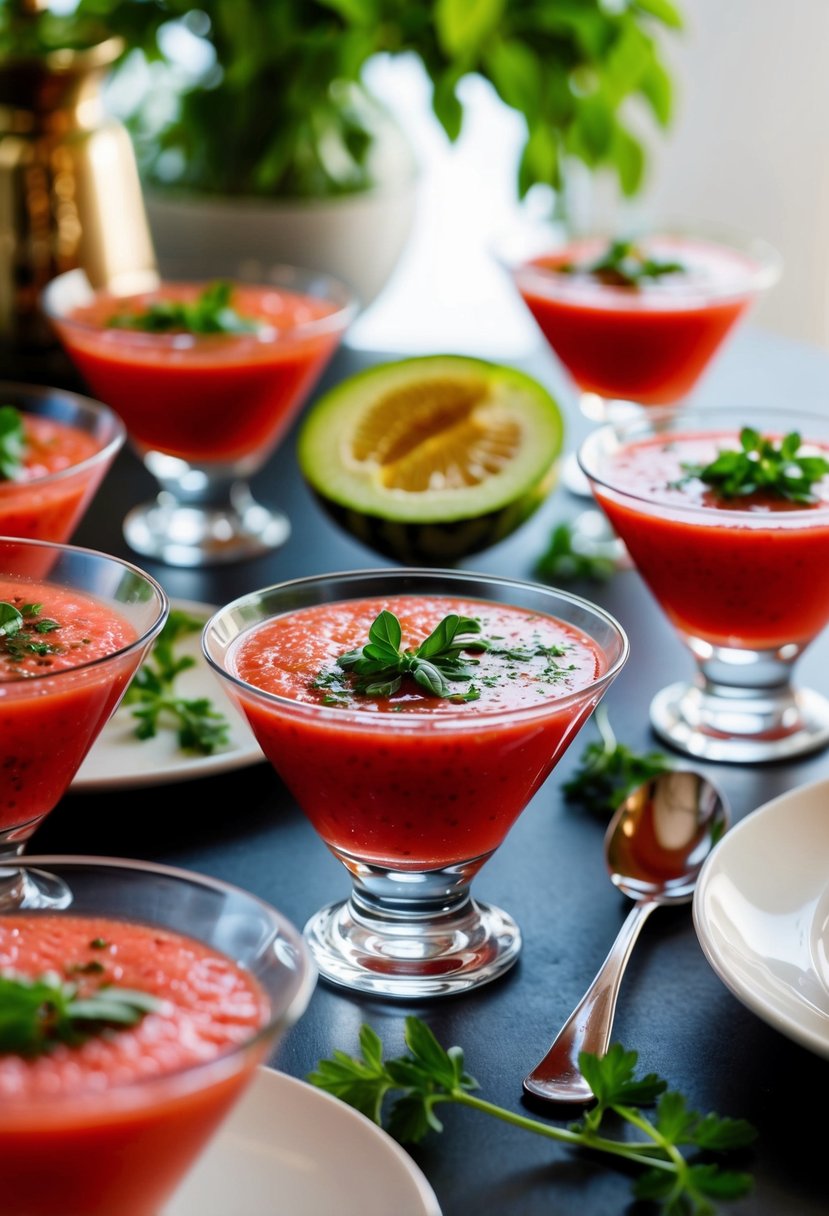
[523,768,729,1104]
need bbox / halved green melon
[297,354,564,564]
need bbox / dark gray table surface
[20,323,829,1216]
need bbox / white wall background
[350,3,829,356]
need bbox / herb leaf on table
[563,704,673,816]
[678,427,829,504]
[309,1017,755,1215]
[534,521,618,583]
[124,608,230,754]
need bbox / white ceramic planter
[145,175,419,313]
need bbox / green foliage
[563,703,673,816]
[124,607,231,754]
[678,428,829,505]
[0,405,25,482]
[534,520,618,583]
[309,1016,756,1214]
[4,0,683,203]
[106,280,259,334]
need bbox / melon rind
[297,355,564,561]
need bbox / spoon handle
[523,897,659,1104]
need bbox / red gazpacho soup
[0,412,110,542]
[0,582,139,833]
[589,430,829,649]
[227,595,609,870]
[515,236,763,404]
[0,912,269,1216]
[52,283,348,464]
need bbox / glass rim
[493,215,783,302]
[41,264,359,348]
[0,853,316,1107]
[0,536,168,685]
[0,379,126,489]
[202,565,630,726]
[578,404,829,520]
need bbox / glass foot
[0,865,73,911]
[303,895,522,998]
[650,680,829,763]
[124,487,290,567]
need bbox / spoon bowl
[523,768,729,1104]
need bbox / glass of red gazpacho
[41,261,357,568]
[0,854,316,1216]
[579,405,829,764]
[202,568,629,999]
[496,217,782,562]
[0,537,168,908]
[0,381,125,545]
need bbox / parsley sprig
[124,608,230,753]
[309,1017,755,1215]
[678,427,829,504]
[106,280,260,335]
[314,610,573,704]
[563,704,673,817]
[535,521,618,583]
[560,238,685,288]
[0,970,163,1057]
[0,601,63,668]
[0,405,24,481]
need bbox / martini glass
[0,855,315,1216]
[42,261,356,568]
[579,405,829,763]
[496,217,782,560]
[203,567,628,999]
[0,380,124,542]
[0,538,168,908]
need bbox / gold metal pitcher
[0,26,157,354]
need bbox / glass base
[0,865,73,911]
[123,486,290,567]
[650,680,829,763]
[303,894,522,998]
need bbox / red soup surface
[591,430,829,649]
[55,283,346,464]
[0,413,106,542]
[0,912,269,1216]
[517,237,759,404]
[0,581,139,832]
[228,594,608,869]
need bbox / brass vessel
[0,30,157,353]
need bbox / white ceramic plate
[71,600,264,792]
[693,775,829,1058]
[164,1065,443,1216]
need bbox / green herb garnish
[678,427,829,504]
[560,238,685,288]
[534,521,618,583]
[124,608,231,754]
[563,704,673,817]
[315,610,573,703]
[0,971,163,1058]
[0,405,25,482]
[309,1017,755,1215]
[106,280,260,335]
[0,601,64,669]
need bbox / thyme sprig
[0,970,163,1057]
[563,704,673,817]
[0,405,25,481]
[124,608,230,754]
[106,280,259,335]
[678,427,829,504]
[309,1017,755,1215]
[560,238,685,288]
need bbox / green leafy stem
[678,427,829,504]
[106,280,260,336]
[0,405,25,481]
[310,1016,755,1215]
[559,238,686,288]
[562,703,674,817]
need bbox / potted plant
[5,1,683,308]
